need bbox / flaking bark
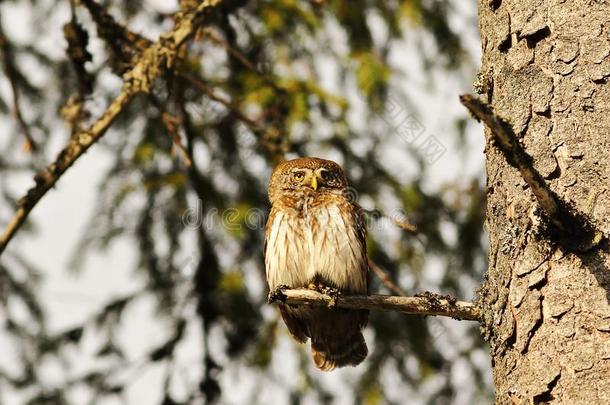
[476,1,610,403]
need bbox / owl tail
[310,331,368,371]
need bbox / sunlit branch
[0,0,223,256]
[269,288,480,321]
[80,0,283,160]
[460,94,603,252]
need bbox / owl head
[268,157,348,203]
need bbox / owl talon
[321,286,341,296]
[320,286,341,308]
[307,283,324,293]
[268,285,289,304]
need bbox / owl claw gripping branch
[307,282,342,308]
[264,157,369,371]
[267,284,289,304]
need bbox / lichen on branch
[269,288,481,321]
[0,0,223,256]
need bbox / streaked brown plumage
[265,157,368,371]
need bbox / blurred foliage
[0,0,489,404]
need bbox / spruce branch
[0,0,223,256]
[80,0,284,161]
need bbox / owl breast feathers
[264,157,369,371]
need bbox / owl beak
[310,175,318,190]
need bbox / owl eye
[293,171,305,182]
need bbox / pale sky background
[0,1,488,404]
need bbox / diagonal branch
[80,0,283,160]
[270,288,480,321]
[201,29,284,93]
[0,0,223,256]
[147,94,193,168]
[0,18,36,151]
[460,94,603,252]
[368,259,406,296]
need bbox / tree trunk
[477,1,610,403]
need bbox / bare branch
[201,29,283,92]
[460,94,603,252]
[270,288,480,321]
[146,94,193,168]
[178,71,262,130]
[0,0,223,256]
[0,91,133,256]
[368,259,406,296]
[203,29,261,73]
[0,20,36,151]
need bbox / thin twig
[0,0,223,256]
[391,216,418,233]
[270,288,480,321]
[202,29,261,73]
[147,94,192,168]
[178,71,261,130]
[0,19,36,151]
[201,29,284,92]
[368,259,406,296]
[177,70,285,160]
[460,94,603,252]
[363,208,417,234]
[161,112,193,168]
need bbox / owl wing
[263,206,272,274]
[264,205,310,343]
[279,304,309,343]
[351,202,370,329]
[352,202,369,293]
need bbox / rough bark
[477,1,610,404]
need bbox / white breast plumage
[265,202,366,293]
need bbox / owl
[265,157,369,371]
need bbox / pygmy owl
[265,157,368,371]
